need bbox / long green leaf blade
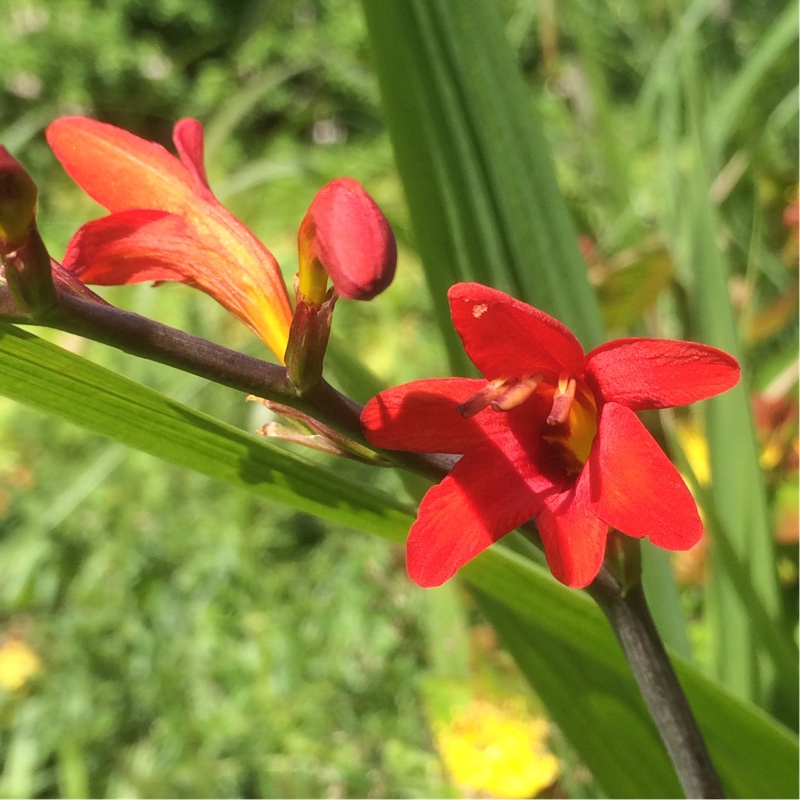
[0,324,414,542]
[361,0,605,371]
[674,20,787,712]
[465,548,798,799]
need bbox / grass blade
[672,14,787,712]
[361,0,605,372]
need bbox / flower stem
[28,290,453,482]
[587,568,725,799]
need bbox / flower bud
[0,147,56,316]
[298,177,396,301]
[0,147,38,249]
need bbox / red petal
[62,210,220,284]
[583,403,703,550]
[46,117,199,214]
[536,488,608,587]
[361,378,506,453]
[448,283,585,380]
[406,448,546,586]
[361,377,559,469]
[586,338,740,410]
[173,118,213,195]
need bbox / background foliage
[0,0,796,797]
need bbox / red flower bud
[298,177,396,301]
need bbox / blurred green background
[0,0,796,796]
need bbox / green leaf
[672,18,789,714]
[0,324,414,543]
[361,0,605,372]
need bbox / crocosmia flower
[361,283,740,588]
[46,117,293,361]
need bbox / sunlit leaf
[361,0,605,373]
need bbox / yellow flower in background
[0,637,41,692]
[435,698,560,798]
[675,420,711,486]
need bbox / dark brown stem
[40,291,453,482]
[587,569,725,798]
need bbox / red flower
[46,117,293,362]
[361,283,740,588]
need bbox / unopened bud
[298,177,396,301]
[0,147,55,316]
[0,147,38,249]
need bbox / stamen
[457,377,511,418]
[491,374,543,411]
[547,374,576,426]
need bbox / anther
[491,374,543,411]
[457,377,511,418]
[547,374,576,426]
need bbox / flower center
[458,372,598,472]
[541,373,598,468]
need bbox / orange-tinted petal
[448,283,585,381]
[584,402,703,550]
[172,118,212,194]
[536,488,608,587]
[406,447,548,587]
[46,117,200,214]
[586,338,740,411]
[62,210,290,354]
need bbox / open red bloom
[46,117,293,362]
[361,283,740,588]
